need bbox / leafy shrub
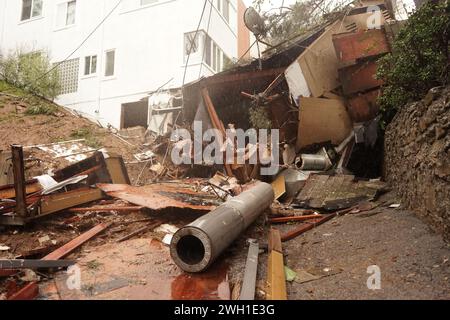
[25,104,58,116]
[0,49,60,100]
[376,1,450,126]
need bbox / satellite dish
[244,7,267,38]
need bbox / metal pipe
[170,182,274,273]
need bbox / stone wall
[384,86,450,241]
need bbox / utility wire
[35,0,123,82]
[198,0,214,78]
[181,0,209,87]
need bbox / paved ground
[278,205,450,300]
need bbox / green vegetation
[0,49,60,99]
[24,104,58,116]
[376,1,450,127]
[70,127,102,149]
[249,106,272,129]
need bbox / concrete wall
[0,0,238,128]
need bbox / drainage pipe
[170,182,274,273]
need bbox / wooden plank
[281,214,337,242]
[105,155,131,185]
[268,228,282,254]
[239,241,259,301]
[297,97,353,150]
[43,223,111,260]
[205,68,286,86]
[0,181,41,200]
[39,188,104,217]
[0,150,13,186]
[267,251,287,300]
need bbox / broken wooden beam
[239,240,259,301]
[43,222,111,260]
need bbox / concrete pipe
[170,182,274,273]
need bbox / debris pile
[0,0,408,301]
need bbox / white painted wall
[0,0,238,128]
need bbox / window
[184,32,200,57]
[204,34,228,72]
[55,58,79,94]
[140,0,158,6]
[183,31,230,73]
[105,50,115,77]
[215,0,230,23]
[21,0,43,21]
[56,0,76,28]
[84,55,97,76]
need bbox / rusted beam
[43,222,111,260]
[11,145,27,218]
[7,282,39,300]
[116,221,163,243]
[281,213,337,242]
[269,214,323,224]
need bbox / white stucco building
[0,0,249,130]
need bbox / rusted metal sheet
[333,29,390,63]
[339,60,384,95]
[347,89,381,122]
[296,174,386,210]
[98,183,219,212]
[43,223,111,260]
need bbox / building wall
[0,0,238,128]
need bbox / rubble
[1,0,445,302]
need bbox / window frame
[83,55,98,77]
[55,0,77,30]
[104,49,116,78]
[20,0,43,22]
